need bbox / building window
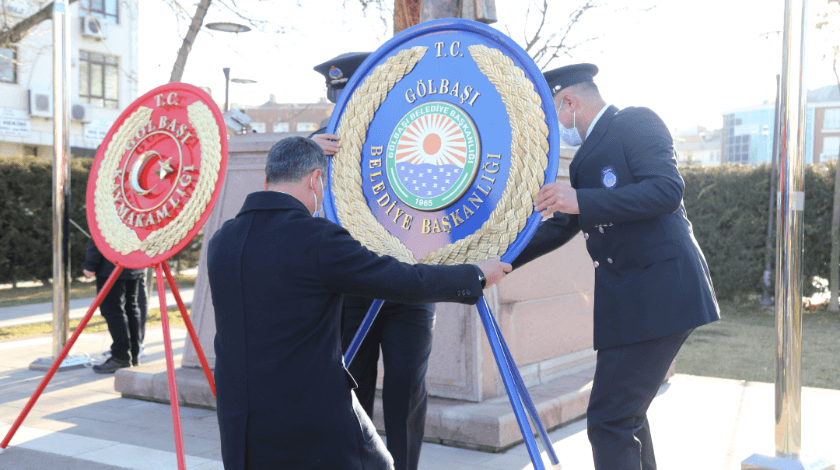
[250,122,266,133]
[273,122,290,133]
[79,51,119,108]
[822,136,840,162]
[80,0,119,24]
[296,122,316,132]
[725,132,750,165]
[1,46,16,84]
[824,108,840,130]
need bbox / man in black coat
[83,240,145,372]
[513,64,720,470]
[207,136,510,470]
[310,51,440,470]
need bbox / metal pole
[343,299,384,366]
[475,298,546,470]
[762,75,782,304]
[774,0,808,457]
[487,307,561,468]
[223,67,230,112]
[51,0,71,359]
[742,0,833,468]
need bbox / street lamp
[222,70,257,112]
[206,22,251,34]
[205,21,250,112]
[223,67,231,112]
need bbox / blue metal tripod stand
[344,297,561,469]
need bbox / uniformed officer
[512,64,720,470]
[308,52,368,155]
[310,52,438,470]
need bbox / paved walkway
[0,288,194,329]
[0,325,838,469]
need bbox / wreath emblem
[331,45,549,265]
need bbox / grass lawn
[3,283,838,392]
[0,279,99,309]
[676,300,840,390]
[0,272,196,341]
[0,306,189,341]
[0,273,197,309]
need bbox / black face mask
[327,87,343,104]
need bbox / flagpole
[743,0,832,466]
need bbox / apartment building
[0,0,138,158]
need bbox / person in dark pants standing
[310,52,439,470]
[512,64,720,470]
[83,239,145,373]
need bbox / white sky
[137,0,838,132]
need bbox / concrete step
[114,364,605,452]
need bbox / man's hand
[534,181,579,217]
[475,257,512,288]
[83,269,95,278]
[311,133,340,156]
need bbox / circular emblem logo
[602,166,617,189]
[325,19,559,265]
[119,132,192,222]
[86,83,228,269]
[387,101,480,211]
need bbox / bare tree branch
[169,0,212,83]
[0,0,78,48]
[215,0,291,34]
[349,0,391,38]
[521,0,548,54]
[516,0,655,71]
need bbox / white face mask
[559,109,583,147]
[312,174,324,217]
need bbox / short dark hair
[265,136,328,185]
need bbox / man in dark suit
[513,64,720,470]
[310,52,439,470]
[83,239,145,373]
[207,136,510,470]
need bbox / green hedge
[0,156,93,285]
[682,162,837,299]
[0,156,202,286]
[1,156,836,299]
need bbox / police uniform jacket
[513,106,719,350]
[208,191,484,470]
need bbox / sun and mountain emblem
[386,101,480,211]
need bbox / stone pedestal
[181,132,291,369]
[118,135,623,450]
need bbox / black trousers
[97,276,143,362]
[587,328,693,470]
[342,299,435,470]
[137,275,147,345]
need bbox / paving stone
[0,447,129,470]
[14,430,116,457]
[3,325,840,470]
[75,442,212,470]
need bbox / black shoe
[93,357,131,374]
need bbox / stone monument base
[114,362,675,451]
